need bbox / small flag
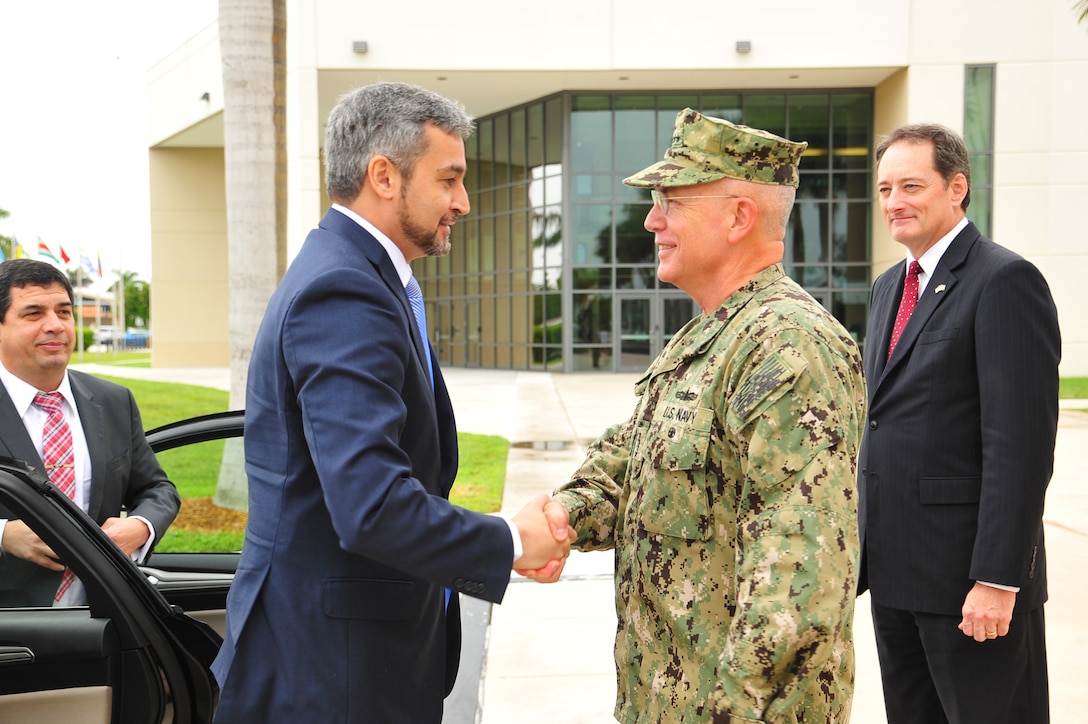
[59,245,71,265]
[80,251,96,276]
[38,238,61,265]
[13,237,27,259]
[96,251,103,278]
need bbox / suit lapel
[878,223,979,384]
[320,209,433,386]
[0,386,42,466]
[67,373,106,520]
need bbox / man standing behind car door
[0,258,179,607]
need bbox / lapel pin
[934,284,946,294]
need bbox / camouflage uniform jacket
[554,264,867,723]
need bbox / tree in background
[110,270,150,329]
[215,0,287,510]
[1077,0,1088,22]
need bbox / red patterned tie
[887,260,922,360]
[32,392,77,601]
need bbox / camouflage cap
[623,108,808,188]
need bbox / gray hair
[324,81,475,202]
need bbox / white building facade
[146,0,1088,374]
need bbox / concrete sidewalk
[76,362,1088,722]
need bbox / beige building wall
[146,0,1088,373]
[148,147,229,367]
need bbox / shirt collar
[908,217,969,294]
[331,203,413,287]
[0,361,75,417]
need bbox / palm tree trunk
[214,0,286,510]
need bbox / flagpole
[77,263,85,356]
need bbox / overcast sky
[0,0,219,289]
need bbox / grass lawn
[1059,377,1088,399]
[93,373,508,552]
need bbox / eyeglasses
[650,189,738,215]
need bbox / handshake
[510,493,575,584]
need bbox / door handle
[0,646,35,665]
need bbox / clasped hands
[510,492,574,584]
[1,517,151,570]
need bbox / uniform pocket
[633,411,714,541]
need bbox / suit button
[454,577,467,590]
[869,420,878,430]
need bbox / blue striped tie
[407,276,447,608]
[405,276,433,389]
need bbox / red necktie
[887,260,922,360]
[32,392,77,601]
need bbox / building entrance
[614,293,695,373]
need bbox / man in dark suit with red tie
[858,123,1059,723]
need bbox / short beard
[398,187,451,258]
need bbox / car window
[155,438,247,554]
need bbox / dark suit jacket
[211,208,514,723]
[0,370,180,606]
[857,221,1060,616]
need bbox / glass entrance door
[615,293,696,372]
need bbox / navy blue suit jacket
[858,221,1060,616]
[212,208,514,722]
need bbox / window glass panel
[572,174,614,202]
[790,264,829,288]
[790,94,830,170]
[545,97,563,166]
[832,264,870,286]
[786,201,827,264]
[465,133,479,193]
[573,267,612,289]
[832,172,869,200]
[493,114,510,186]
[574,292,612,346]
[964,66,995,149]
[797,174,830,201]
[832,93,872,170]
[571,95,612,172]
[533,204,562,264]
[571,204,612,264]
[511,211,529,271]
[744,94,786,137]
[699,94,742,123]
[617,267,657,290]
[969,187,992,237]
[528,103,544,171]
[969,152,992,187]
[510,108,527,179]
[511,181,531,211]
[832,290,869,345]
[615,96,656,174]
[477,118,494,188]
[615,202,654,264]
[832,202,870,263]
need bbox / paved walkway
[74,362,1088,723]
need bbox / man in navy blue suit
[211,82,572,723]
[858,123,1059,723]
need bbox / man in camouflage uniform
[539,110,867,722]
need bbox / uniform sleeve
[712,327,864,720]
[552,418,634,551]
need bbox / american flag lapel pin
[934,284,946,294]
